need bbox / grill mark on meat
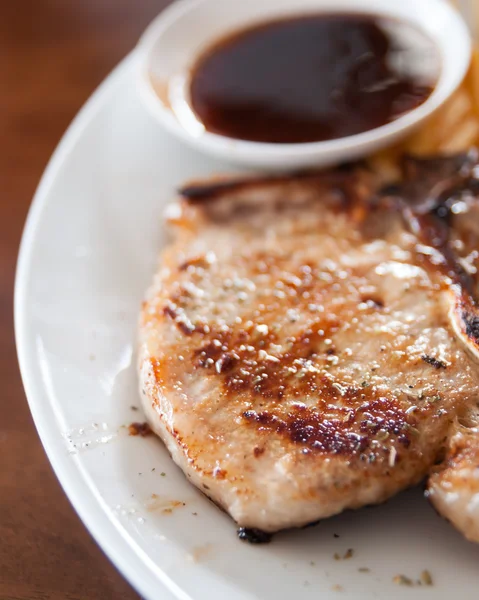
[360,295,385,309]
[179,167,374,228]
[463,310,479,346]
[179,166,363,201]
[213,352,237,374]
[194,323,339,400]
[421,354,448,369]
[163,304,196,336]
[192,323,415,456]
[242,393,411,456]
[180,176,295,201]
[179,255,212,271]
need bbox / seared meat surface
[139,154,479,536]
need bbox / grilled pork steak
[138,155,479,537]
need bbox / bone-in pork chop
[138,156,479,538]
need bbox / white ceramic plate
[15,52,479,600]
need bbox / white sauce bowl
[136,0,471,171]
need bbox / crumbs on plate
[393,570,433,587]
[128,422,152,437]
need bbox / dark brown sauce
[189,14,438,144]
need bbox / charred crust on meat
[179,165,369,205]
[243,397,411,456]
[463,311,479,345]
[179,172,323,200]
[421,355,447,369]
[214,468,227,480]
[163,305,178,321]
[237,527,272,544]
[189,320,416,457]
[301,519,322,530]
[176,320,196,336]
[215,353,237,373]
[179,170,338,200]
[179,255,212,271]
[360,296,385,309]
[163,305,196,335]
[180,177,279,200]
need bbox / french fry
[439,115,479,152]
[465,48,479,115]
[405,90,474,155]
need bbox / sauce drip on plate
[189,14,439,144]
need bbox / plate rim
[14,51,188,600]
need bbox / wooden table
[0,2,171,597]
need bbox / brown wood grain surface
[0,2,171,598]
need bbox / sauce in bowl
[189,14,439,144]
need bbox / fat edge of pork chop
[395,151,479,542]
[138,160,479,536]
